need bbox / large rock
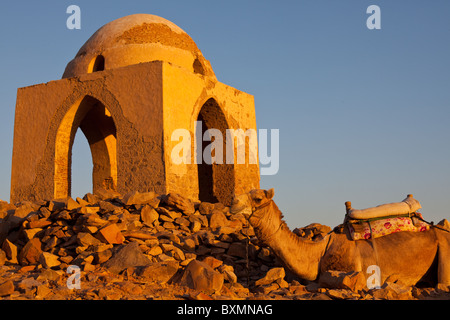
[0,202,37,239]
[140,205,159,226]
[103,242,151,273]
[122,191,158,206]
[319,270,366,292]
[179,259,224,293]
[0,249,6,266]
[198,202,215,215]
[0,280,14,297]
[371,282,413,300]
[77,232,102,247]
[163,193,195,215]
[255,267,285,286]
[2,239,18,263]
[136,261,180,284]
[39,252,61,269]
[18,238,42,265]
[98,224,125,244]
[209,211,228,231]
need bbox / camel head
[230,188,275,219]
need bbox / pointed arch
[196,98,235,205]
[54,95,117,198]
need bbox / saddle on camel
[344,194,431,241]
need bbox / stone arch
[196,98,235,205]
[54,95,117,198]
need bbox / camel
[230,189,450,288]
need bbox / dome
[62,14,215,79]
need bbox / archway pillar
[54,96,117,199]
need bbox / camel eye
[254,198,262,203]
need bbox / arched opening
[88,55,105,73]
[196,98,235,205]
[71,128,93,199]
[54,96,117,199]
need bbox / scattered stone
[371,282,413,300]
[18,277,42,292]
[38,269,62,282]
[99,200,121,212]
[95,188,121,201]
[94,249,113,264]
[319,270,366,292]
[141,205,159,226]
[0,280,15,297]
[66,197,81,210]
[36,283,52,298]
[0,189,441,300]
[182,238,196,252]
[179,259,224,293]
[137,261,179,284]
[190,220,202,233]
[122,191,158,206]
[198,202,215,216]
[163,193,195,215]
[209,211,228,231]
[39,252,61,268]
[122,231,156,240]
[326,289,357,300]
[14,202,37,220]
[77,232,102,247]
[48,200,66,212]
[19,238,42,265]
[255,267,285,286]
[0,249,6,266]
[28,218,52,229]
[23,228,42,241]
[98,224,125,244]
[104,242,152,273]
[189,292,214,300]
[202,256,223,269]
[219,264,238,284]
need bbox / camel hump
[347,194,422,220]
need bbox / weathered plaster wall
[162,63,260,205]
[11,62,166,203]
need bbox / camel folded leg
[436,228,450,285]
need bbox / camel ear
[265,188,275,199]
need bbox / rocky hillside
[0,190,449,300]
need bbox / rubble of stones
[0,189,449,300]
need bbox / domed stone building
[10,14,260,205]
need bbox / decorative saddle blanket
[347,213,430,240]
[344,194,430,240]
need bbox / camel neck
[250,201,331,281]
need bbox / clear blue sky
[1,1,449,228]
